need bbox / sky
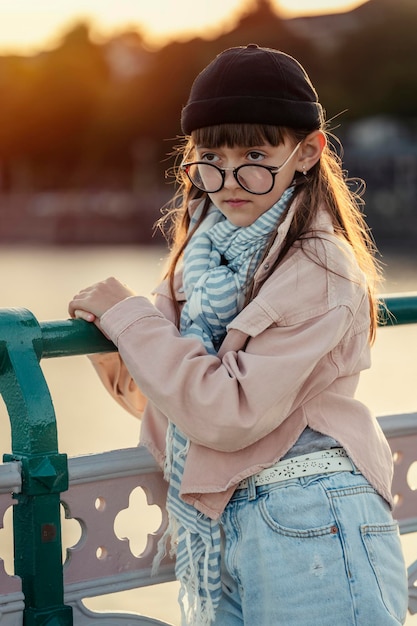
[0,0,366,55]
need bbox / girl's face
[194,138,300,227]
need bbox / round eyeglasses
[181,142,301,195]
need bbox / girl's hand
[68,277,136,323]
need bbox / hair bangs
[192,123,287,148]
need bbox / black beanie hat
[181,44,323,135]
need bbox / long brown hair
[158,123,382,343]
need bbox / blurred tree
[28,23,109,187]
[0,23,110,189]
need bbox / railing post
[0,308,72,625]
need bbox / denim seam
[228,505,244,590]
[323,481,359,626]
[326,485,376,499]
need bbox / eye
[247,151,265,162]
[199,152,220,163]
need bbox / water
[0,244,416,624]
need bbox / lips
[226,198,249,207]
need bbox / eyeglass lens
[186,163,274,194]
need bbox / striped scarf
[154,188,294,625]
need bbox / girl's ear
[296,130,326,175]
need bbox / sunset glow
[0,0,367,54]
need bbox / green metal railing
[0,312,115,625]
[0,292,416,624]
[379,293,417,326]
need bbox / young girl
[69,45,408,625]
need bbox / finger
[68,294,90,318]
[73,309,96,322]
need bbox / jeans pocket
[361,522,408,623]
[259,485,337,536]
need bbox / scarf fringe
[152,512,216,626]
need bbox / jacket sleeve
[98,294,359,453]
[88,352,147,419]
[86,277,184,420]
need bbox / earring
[302,165,308,176]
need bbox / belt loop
[247,475,257,501]
[351,460,361,475]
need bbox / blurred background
[0,0,416,249]
[0,1,416,624]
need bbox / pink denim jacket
[90,199,393,520]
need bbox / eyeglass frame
[181,141,302,196]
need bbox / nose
[222,167,239,190]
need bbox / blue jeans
[213,470,408,625]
